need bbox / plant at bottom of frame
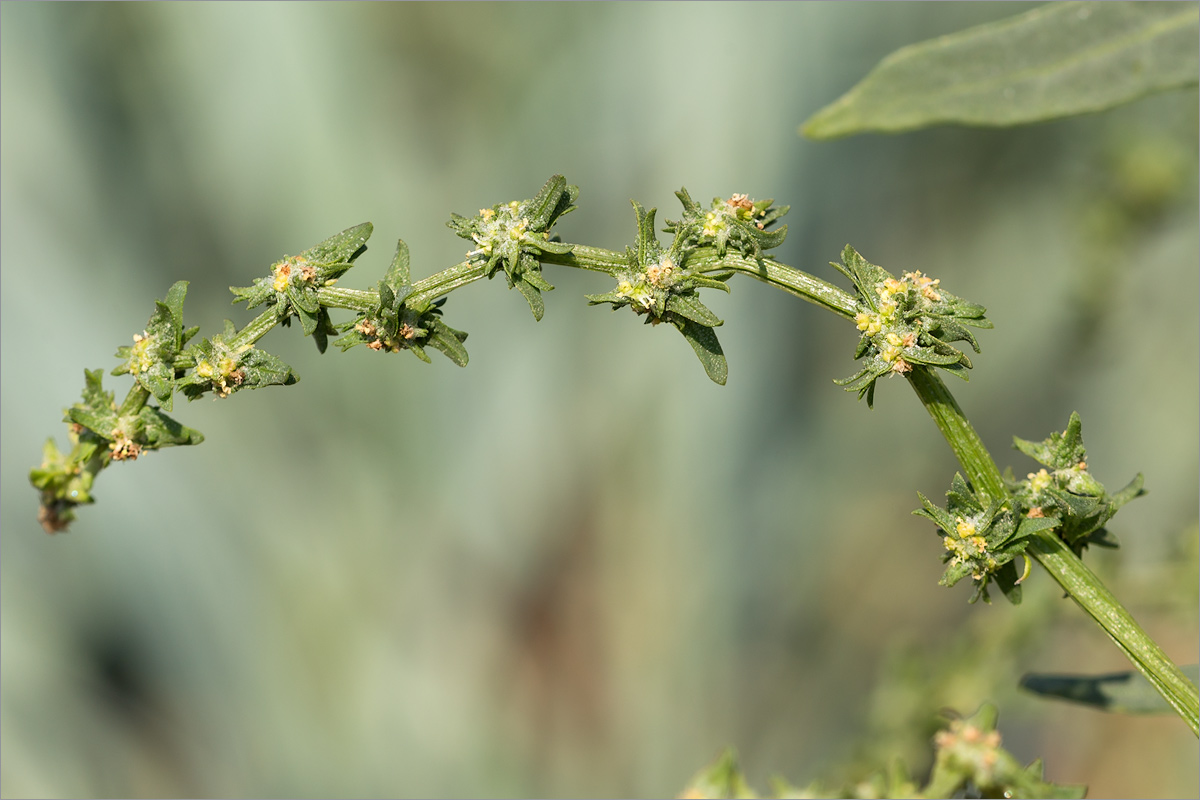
[679,705,1084,799]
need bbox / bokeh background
[2,3,1197,797]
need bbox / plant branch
[907,367,1199,734]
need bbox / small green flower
[446,175,578,321]
[833,246,992,407]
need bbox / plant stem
[907,366,1200,734]
[693,251,859,319]
[905,367,1007,506]
[231,307,285,349]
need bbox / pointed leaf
[666,294,723,327]
[385,239,411,290]
[676,319,727,385]
[514,277,545,321]
[300,222,373,266]
[525,174,568,230]
[137,406,205,447]
[426,319,469,367]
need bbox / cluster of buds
[447,175,578,321]
[834,246,991,407]
[611,254,682,319]
[587,201,732,384]
[1005,412,1144,556]
[932,711,1005,788]
[916,473,1051,604]
[666,188,789,262]
[107,428,142,462]
[942,515,998,581]
[192,351,246,399]
[333,239,470,367]
[271,255,320,292]
[125,331,157,375]
[232,222,373,352]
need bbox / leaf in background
[1021,665,1200,714]
[802,2,1200,139]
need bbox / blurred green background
[2,3,1196,797]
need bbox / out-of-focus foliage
[682,706,1086,799]
[2,3,1196,798]
[1021,664,1200,716]
[802,2,1200,138]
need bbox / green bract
[446,174,578,321]
[666,187,789,263]
[915,473,1057,605]
[586,201,732,385]
[833,246,992,407]
[1005,412,1145,557]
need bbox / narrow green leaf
[514,277,545,322]
[666,294,723,328]
[631,201,659,266]
[1110,473,1146,509]
[162,281,188,332]
[426,319,469,367]
[676,319,727,385]
[520,264,555,293]
[1021,665,1200,715]
[384,239,411,290]
[802,2,1200,139]
[526,174,568,231]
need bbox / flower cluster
[30,368,205,533]
[915,473,1057,604]
[333,239,469,367]
[177,320,298,401]
[1005,412,1144,557]
[833,246,992,407]
[586,201,732,384]
[112,280,197,411]
[665,188,789,262]
[446,175,578,321]
[231,222,373,353]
